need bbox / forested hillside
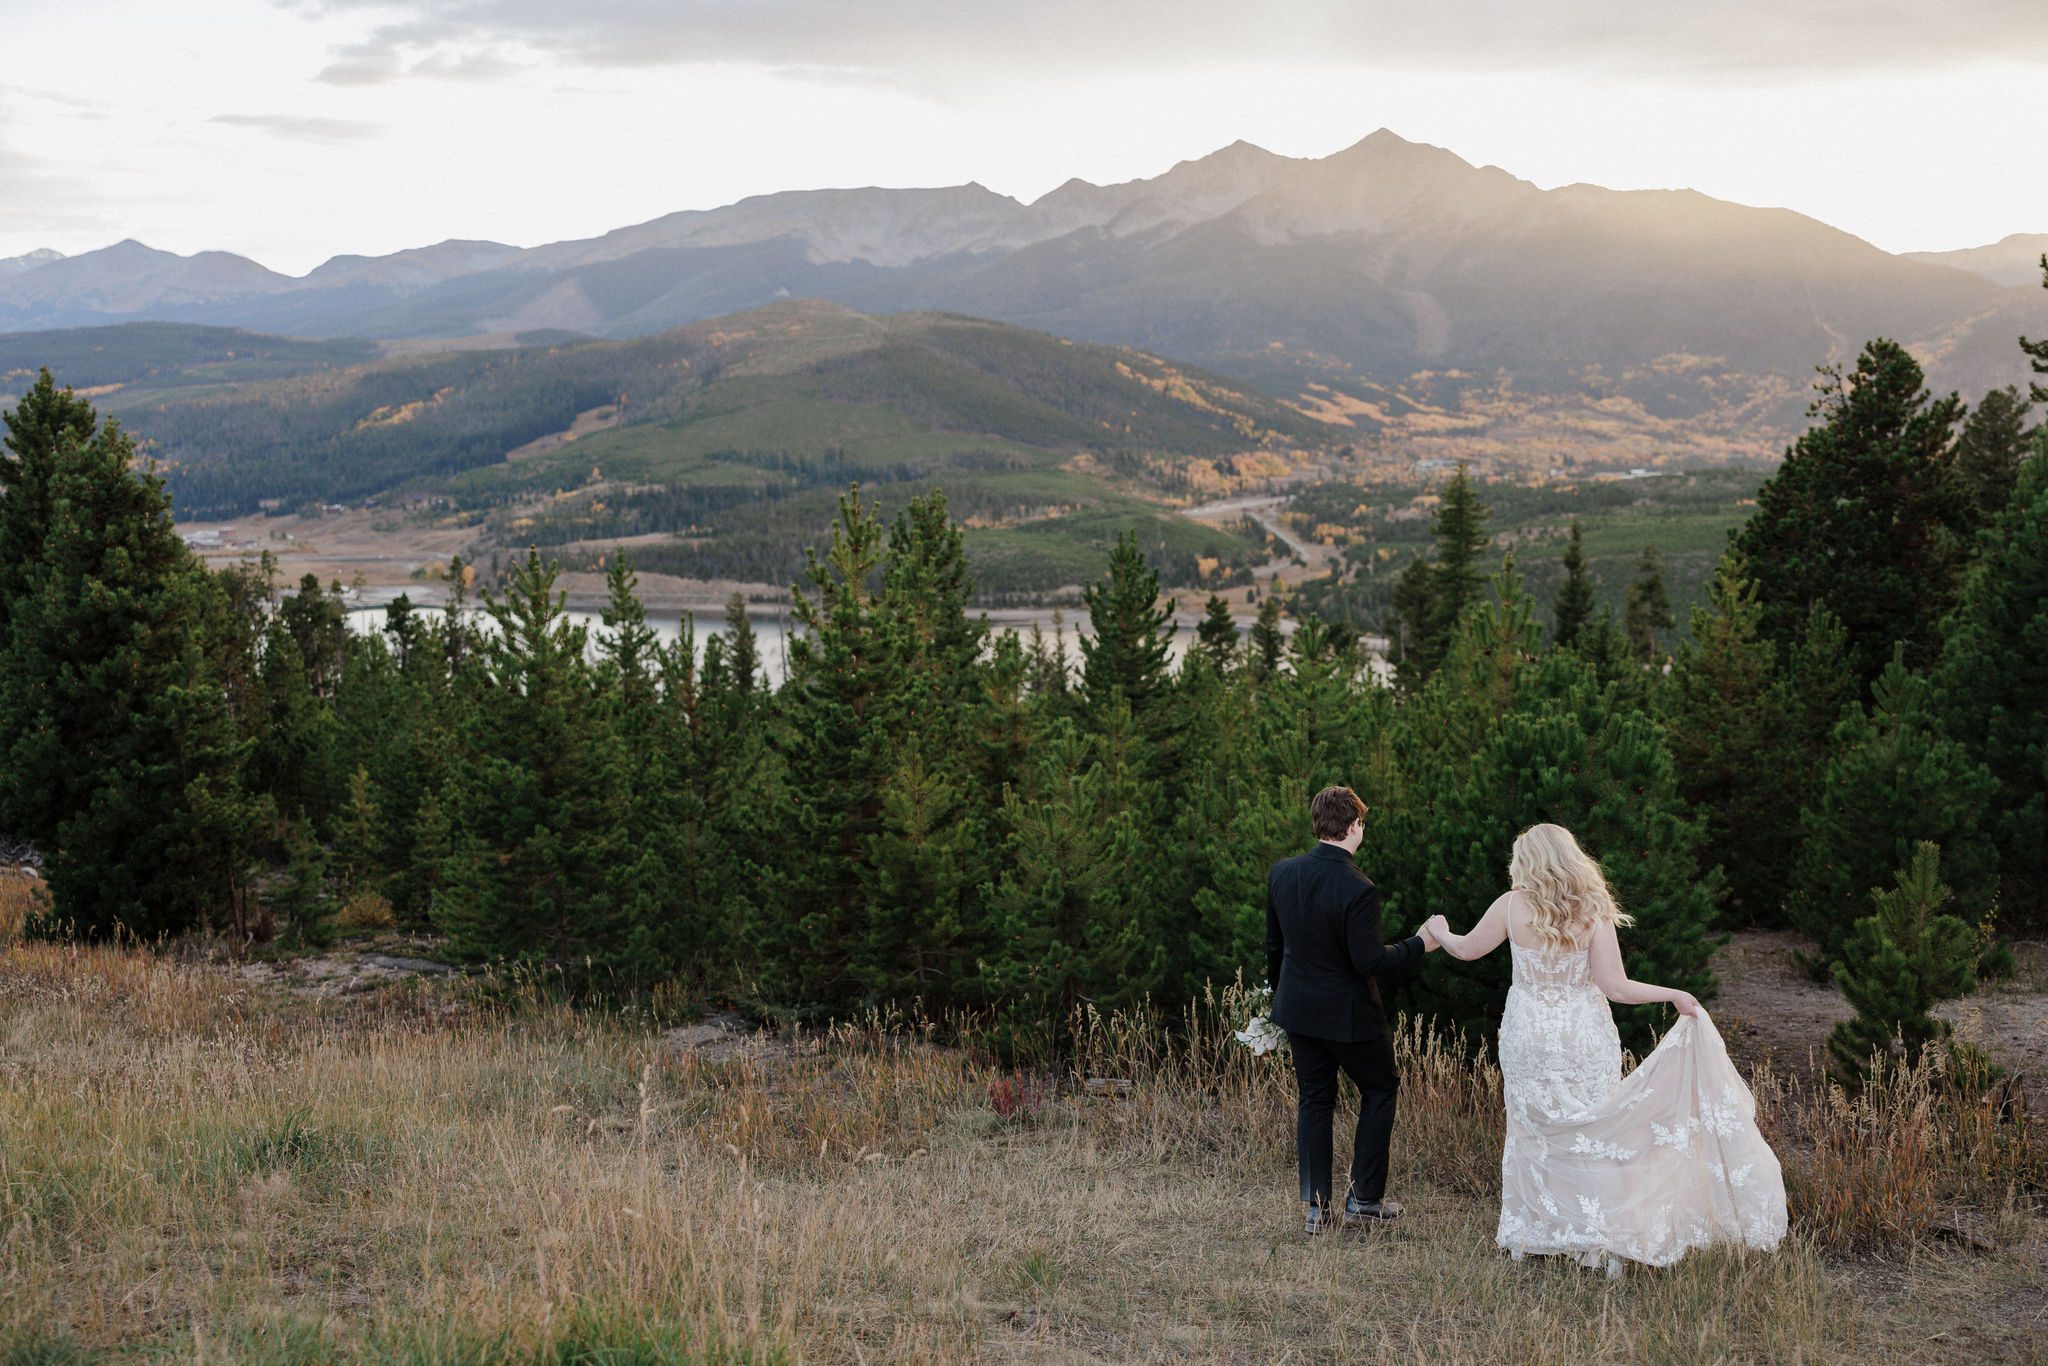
[0,323,376,392]
[104,302,1326,595]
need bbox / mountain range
[5,130,2042,425]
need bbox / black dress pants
[1288,1030,1399,1206]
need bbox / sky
[1,0,2044,276]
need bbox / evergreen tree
[595,554,706,985]
[431,550,627,972]
[1079,530,1174,719]
[1572,606,1640,698]
[855,491,993,1007]
[276,573,349,699]
[695,591,782,979]
[1663,552,1798,925]
[273,819,338,950]
[1732,339,1970,682]
[1929,454,2048,927]
[721,591,761,697]
[1552,521,1596,648]
[1789,651,1999,967]
[1427,465,1492,647]
[857,738,984,1007]
[0,371,94,629]
[1023,619,1071,701]
[0,380,263,939]
[1196,594,1239,671]
[1249,594,1286,680]
[1623,544,1674,664]
[333,764,386,899]
[249,622,341,826]
[381,593,425,672]
[2024,253,2048,403]
[1389,553,1436,690]
[976,719,1145,1043]
[333,628,437,924]
[1952,385,2036,534]
[1393,466,1492,688]
[1827,843,1979,1079]
[772,486,896,1005]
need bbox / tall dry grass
[0,873,35,946]
[2,946,2042,1363]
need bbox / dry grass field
[2,884,2044,1364]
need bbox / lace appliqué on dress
[1494,942,1788,1268]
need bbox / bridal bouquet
[1232,985,1287,1057]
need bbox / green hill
[0,322,377,392]
[77,301,1331,596]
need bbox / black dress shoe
[1304,1203,1336,1236]
[1343,1196,1403,1225]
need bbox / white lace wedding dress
[1496,939,1788,1267]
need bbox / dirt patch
[504,401,624,461]
[239,947,455,998]
[1712,930,2048,1090]
[180,506,482,592]
[662,1011,787,1065]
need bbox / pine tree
[2023,253,2048,403]
[1079,531,1174,718]
[1733,339,1970,683]
[432,550,626,972]
[1952,385,2036,534]
[1929,453,2048,927]
[0,379,264,939]
[1392,466,1492,688]
[1827,843,1979,1079]
[1789,651,1999,967]
[1196,594,1239,671]
[856,739,984,1008]
[1024,619,1071,701]
[772,486,896,1005]
[594,554,706,986]
[1663,552,1799,925]
[1552,521,1596,648]
[1389,554,1437,690]
[1428,465,1492,646]
[273,820,338,951]
[333,765,386,898]
[249,623,341,826]
[1249,594,1286,680]
[854,491,994,1007]
[976,719,1145,1045]
[0,371,94,628]
[1623,544,1675,664]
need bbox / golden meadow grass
[2,941,2043,1363]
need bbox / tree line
[2,301,2043,1066]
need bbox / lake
[343,597,1241,686]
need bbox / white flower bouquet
[1232,985,1288,1057]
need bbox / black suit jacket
[1265,843,1424,1042]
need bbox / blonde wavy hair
[1509,823,1633,953]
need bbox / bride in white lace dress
[1423,824,1787,1275]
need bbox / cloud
[0,139,121,248]
[286,0,2048,88]
[209,113,382,142]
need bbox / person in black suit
[1266,784,1437,1235]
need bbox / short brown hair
[1310,786,1366,841]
